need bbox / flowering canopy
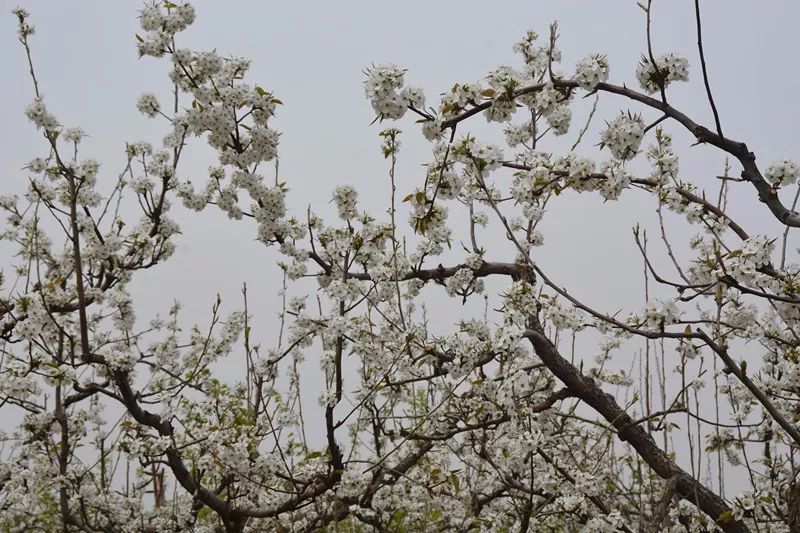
[3,2,800,532]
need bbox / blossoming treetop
[2,2,799,531]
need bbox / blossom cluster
[765,159,799,187]
[635,52,690,94]
[364,64,425,120]
[600,112,645,160]
[574,53,610,90]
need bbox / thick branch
[523,326,749,532]
[113,370,244,531]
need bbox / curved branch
[439,78,800,227]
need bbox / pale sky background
[2,1,799,496]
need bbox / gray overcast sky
[2,1,799,487]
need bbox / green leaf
[717,511,734,525]
[450,473,461,495]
